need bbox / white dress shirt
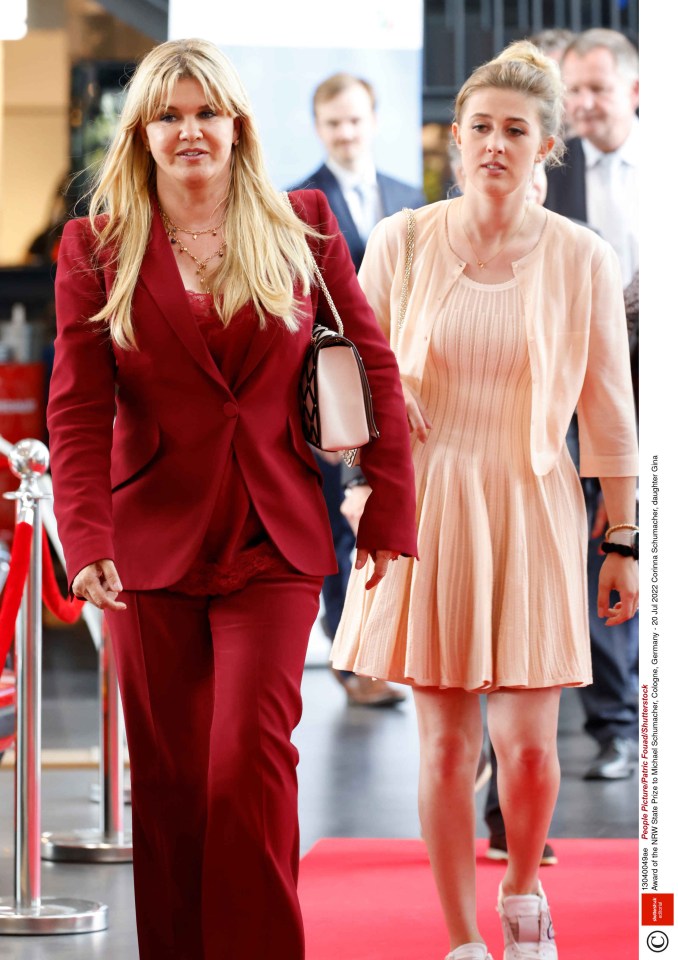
[582,119,639,287]
[325,157,383,241]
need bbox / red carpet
[299,838,637,959]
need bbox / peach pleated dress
[331,273,592,692]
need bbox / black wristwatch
[601,536,639,561]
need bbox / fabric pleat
[332,274,591,691]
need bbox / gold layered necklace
[160,207,227,292]
[458,199,529,270]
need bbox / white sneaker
[497,883,557,958]
[446,945,494,960]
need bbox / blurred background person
[547,28,638,287]
[528,27,575,65]
[291,73,426,271]
[24,174,76,267]
[289,72,426,706]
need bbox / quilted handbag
[299,262,379,469]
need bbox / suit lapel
[139,210,288,396]
[138,205,230,394]
[570,139,588,222]
[378,173,400,218]
[231,305,284,393]
[317,165,365,265]
[545,138,588,223]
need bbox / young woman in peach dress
[332,41,638,960]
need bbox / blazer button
[223,401,238,418]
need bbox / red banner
[0,362,46,537]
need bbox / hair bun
[494,40,562,87]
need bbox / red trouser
[106,566,323,960]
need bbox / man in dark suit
[545,29,638,287]
[289,72,426,705]
[290,73,426,270]
[545,29,639,781]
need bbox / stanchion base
[89,782,131,805]
[0,896,108,935]
[41,829,133,863]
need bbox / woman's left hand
[598,554,639,626]
[355,548,399,590]
[340,484,371,537]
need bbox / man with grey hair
[546,28,639,285]
[545,28,639,781]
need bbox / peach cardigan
[358,201,638,478]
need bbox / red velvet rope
[41,528,85,624]
[0,521,33,669]
[0,452,84,669]
[0,527,85,670]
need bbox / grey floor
[0,620,636,958]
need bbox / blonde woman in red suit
[47,39,417,960]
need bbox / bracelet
[345,477,368,490]
[605,523,639,541]
[601,541,639,560]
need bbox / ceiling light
[0,0,28,40]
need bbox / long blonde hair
[88,38,317,348]
[455,40,565,166]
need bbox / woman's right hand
[402,383,432,443]
[355,549,399,590]
[72,559,127,611]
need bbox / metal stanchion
[0,439,108,934]
[89,782,132,805]
[0,541,10,592]
[42,619,133,862]
[88,614,131,809]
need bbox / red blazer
[47,190,418,590]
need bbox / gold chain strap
[309,260,344,336]
[281,191,344,336]
[398,208,416,332]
